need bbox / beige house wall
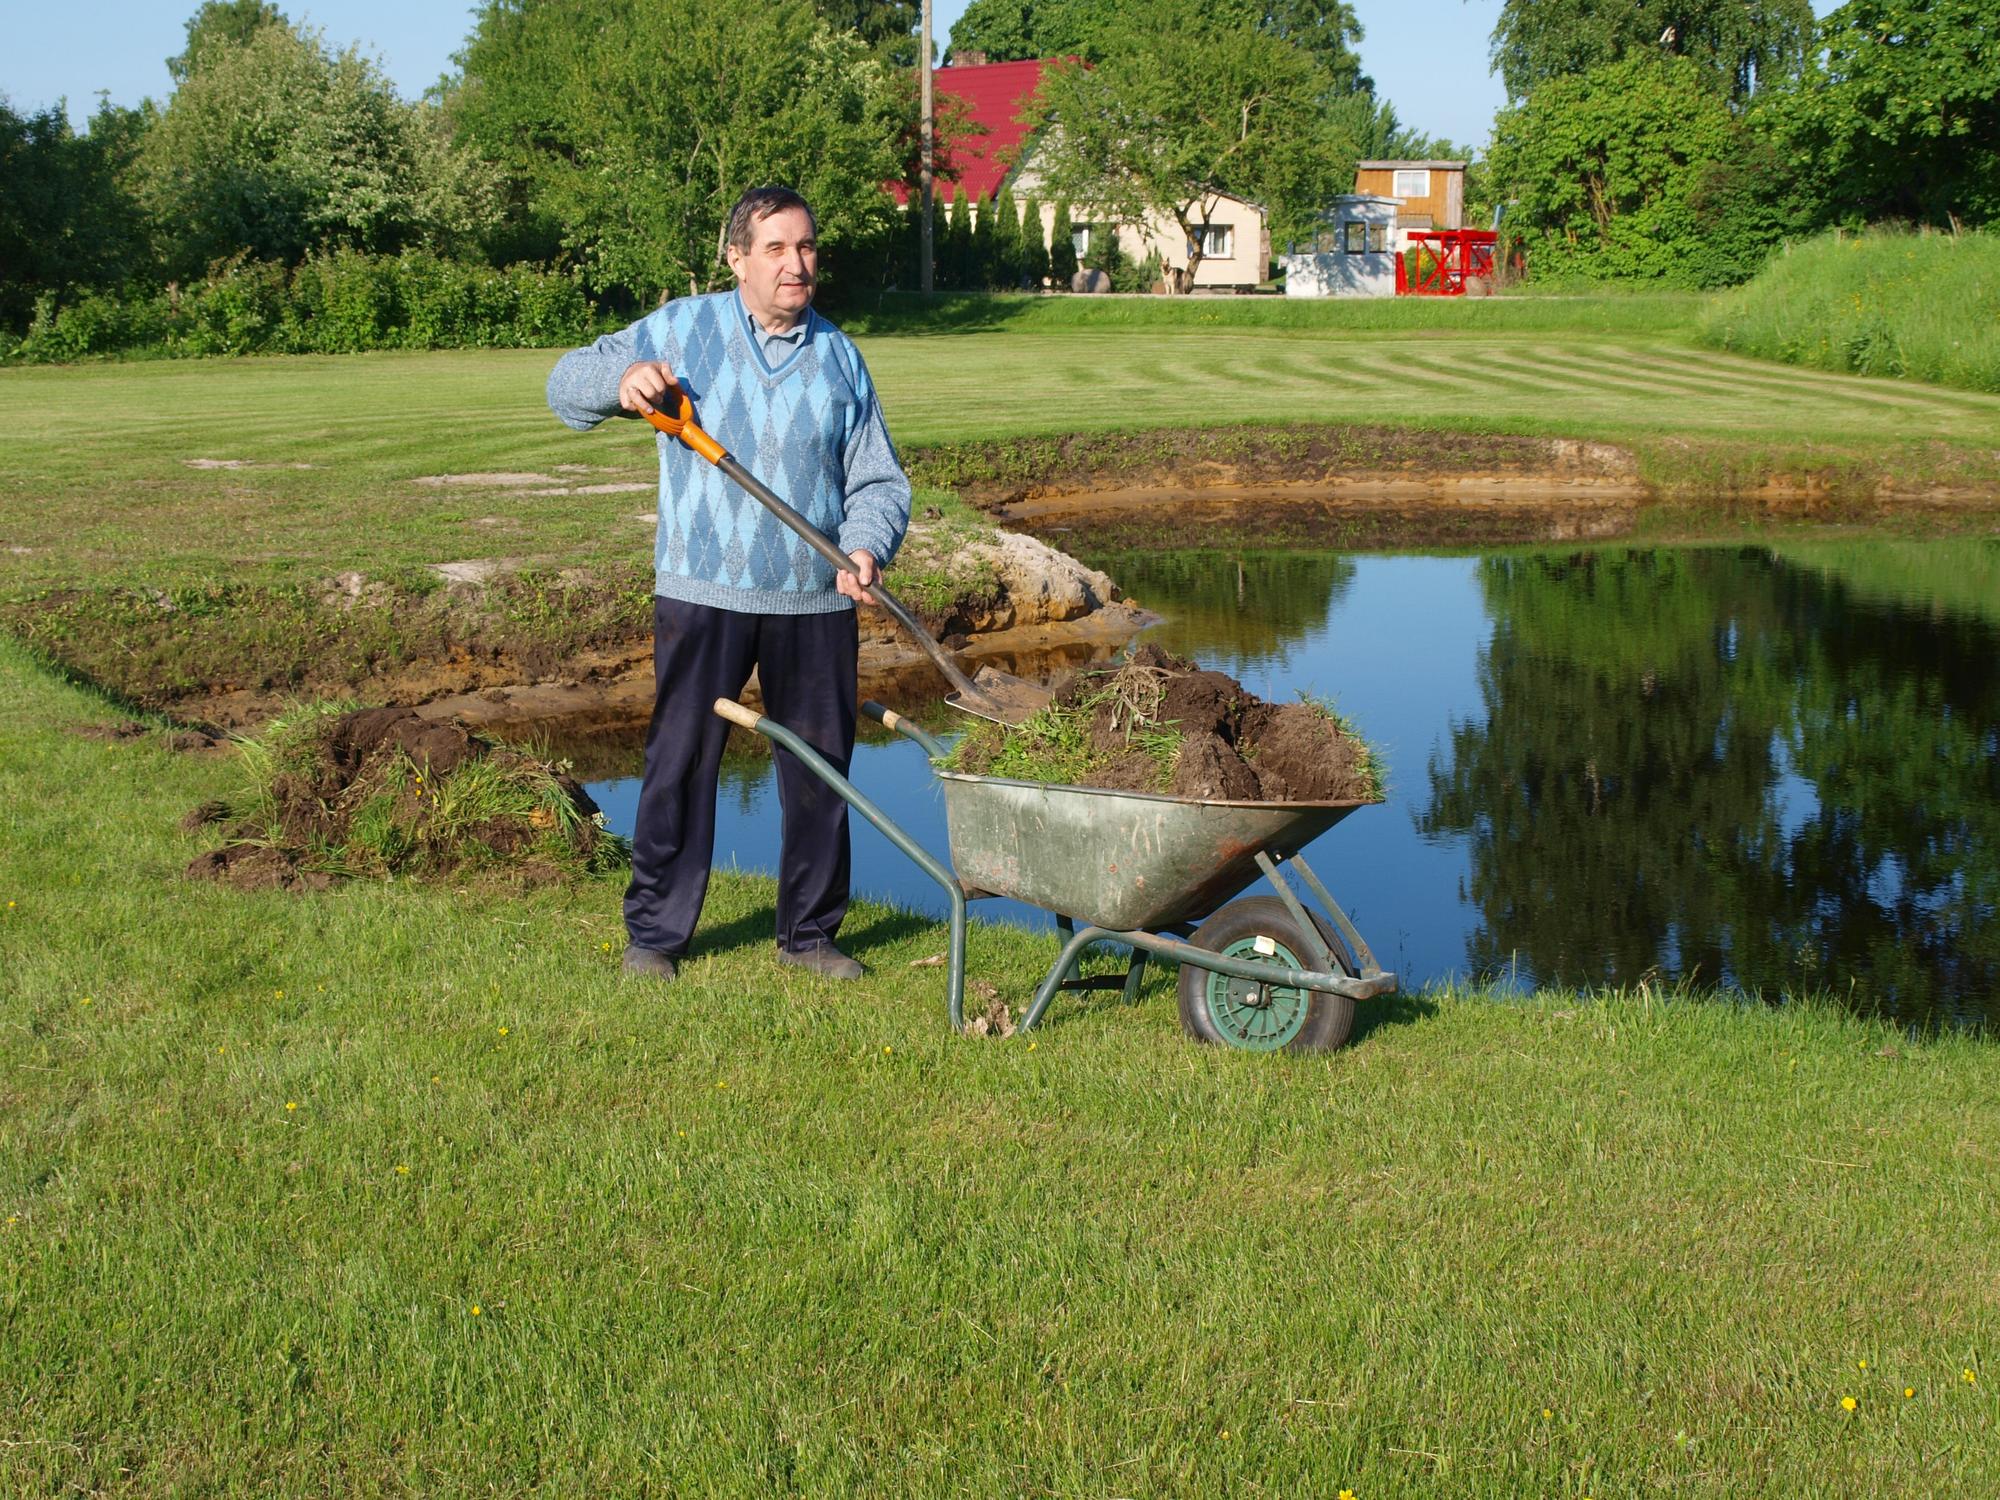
[1010,154,1268,289]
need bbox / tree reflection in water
[1422,546,2000,1031]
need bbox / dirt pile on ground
[947,643,1379,802]
[185,705,617,892]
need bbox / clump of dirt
[184,704,621,892]
[945,643,1380,802]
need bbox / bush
[3,252,602,362]
[1697,227,2000,393]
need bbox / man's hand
[836,551,880,607]
[618,360,678,417]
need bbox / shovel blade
[945,665,1055,726]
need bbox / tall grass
[1698,228,2000,393]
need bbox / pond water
[588,540,2000,1032]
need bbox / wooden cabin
[1353,160,1467,233]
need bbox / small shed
[1353,160,1467,235]
[1279,195,1399,298]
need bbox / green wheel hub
[1203,935,1311,1051]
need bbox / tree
[1486,55,1790,285]
[968,191,996,287]
[948,0,1365,87]
[453,0,904,304]
[1029,0,1353,290]
[0,98,152,331]
[816,0,921,67]
[947,0,1104,61]
[1762,0,2000,227]
[139,19,499,276]
[167,0,288,83]
[1019,194,1048,286]
[944,185,972,288]
[990,181,1021,287]
[1489,0,1812,102]
[1048,199,1077,284]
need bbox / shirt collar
[736,289,808,343]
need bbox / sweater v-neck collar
[731,291,815,383]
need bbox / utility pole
[920,0,935,294]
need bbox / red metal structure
[1395,228,1498,296]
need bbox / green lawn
[3,637,1997,1494]
[4,306,1999,1492]
[3,303,1998,601]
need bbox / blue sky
[4,1,1510,150]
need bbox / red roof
[891,59,1049,205]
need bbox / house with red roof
[897,58,1270,292]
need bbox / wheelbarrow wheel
[1177,895,1357,1053]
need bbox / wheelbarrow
[711,698,1398,1052]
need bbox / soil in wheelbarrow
[943,642,1382,802]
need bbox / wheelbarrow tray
[935,770,1369,931]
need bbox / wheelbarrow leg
[1022,923,1111,1033]
[1121,951,1149,1004]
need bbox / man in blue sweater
[546,186,912,982]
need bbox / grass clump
[1698,227,2000,393]
[189,702,625,889]
[945,693,1184,791]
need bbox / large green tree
[1489,0,1813,101]
[1487,55,1799,285]
[948,0,1365,86]
[1762,0,2000,227]
[453,0,904,304]
[0,98,151,330]
[138,18,498,276]
[1027,0,1356,289]
[167,0,288,83]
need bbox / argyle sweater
[546,291,911,614]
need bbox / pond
[588,539,2000,1032]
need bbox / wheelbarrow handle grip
[639,390,727,466]
[712,698,762,732]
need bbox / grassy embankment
[4,634,1998,1494]
[1699,228,2000,395]
[4,293,1999,712]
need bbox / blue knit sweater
[546,291,912,614]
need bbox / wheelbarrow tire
[1177,895,1357,1053]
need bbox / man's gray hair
[725,186,817,254]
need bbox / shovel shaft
[641,399,994,710]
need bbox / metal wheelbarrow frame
[711,698,1398,1050]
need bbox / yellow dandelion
[498,1026,509,1037]
[285,1101,298,1112]
[882,1045,892,1055]
[395,1165,410,1175]
[1859,1360,1868,1370]
[470,1304,481,1316]
[6,900,15,908]
[1841,1396,1857,1412]
[1339,1491,1356,1500]
[716,1079,727,1089]
[275,990,284,999]
[600,941,611,951]
[1219,1429,1230,1440]
[1027,1040,1038,1051]
[217,1045,226,1054]
[1965,1368,1978,1385]
[80,997,91,1006]
[431,1074,440,1083]
[1904,1387,1915,1399]
[1541,1408,1552,1419]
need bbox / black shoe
[776,943,865,981]
[621,944,678,981]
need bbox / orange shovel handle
[639,388,727,465]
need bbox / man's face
[726,206,818,329]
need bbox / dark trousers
[624,594,859,958]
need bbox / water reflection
[1416,546,1999,1030]
[589,542,2000,1031]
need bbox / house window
[1367,223,1388,253]
[1343,221,1368,254]
[1193,224,1232,259]
[1393,168,1431,199]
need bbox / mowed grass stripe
[1530,343,1976,424]
[1641,346,2000,417]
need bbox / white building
[1279,195,1400,298]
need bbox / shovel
[638,389,1053,726]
